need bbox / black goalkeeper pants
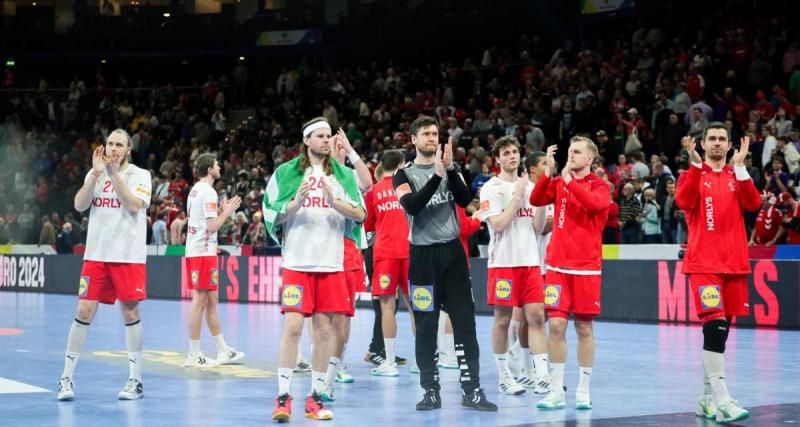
[409,238,480,392]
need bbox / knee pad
[702,319,729,353]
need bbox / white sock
[533,353,549,379]
[384,338,396,365]
[494,353,511,378]
[325,357,341,386]
[445,333,455,357]
[189,340,201,354]
[278,367,293,395]
[213,334,228,352]
[551,363,565,393]
[341,342,348,362]
[701,364,713,397]
[312,370,327,393]
[577,366,592,397]
[521,349,533,374]
[509,319,520,342]
[703,350,731,404]
[296,349,305,363]
[128,352,143,381]
[509,338,522,356]
[125,320,143,380]
[62,319,89,378]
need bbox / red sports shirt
[785,204,800,244]
[676,163,761,274]
[364,176,409,261]
[753,206,783,244]
[529,173,610,271]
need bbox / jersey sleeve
[363,190,377,232]
[479,180,503,222]
[203,187,219,219]
[131,169,152,209]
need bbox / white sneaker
[437,353,459,369]
[536,388,566,409]
[695,394,716,419]
[216,348,244,365]
[514,374,537,389]
[715,399,749,423]
[57,377,75,401]
[575,390,592,410]
[497,375,525,395]
[185,352,216,367]
[294,356,311,373]
[371,361,399,377]
[410,360,420,374]
[534,373,552,394]
[118,378,143,400]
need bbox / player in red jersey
[780,192,800,244]
[366,150,418,377]
[529,136,610,410]
[748,192,784,246]
[676,124,760,423]
[58,129,151,401]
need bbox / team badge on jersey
[134,185,151,197]
[191,270,200,286]
[281,284,304,308]
[211,268,219,286]
[544,284,562,307]
[699,285,723,310]
[410,285,434,312]
[379,274,392,289]
[78,276,90,297]
[495,279,512,301]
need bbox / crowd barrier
[1,254,797,328]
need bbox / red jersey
[364,176,409,261]
[529,173,610,271]
[753,206,783,244]
[785,203,800,244]
[457,205,480,259]
[676,163,761,274]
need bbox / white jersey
[537,204,554,272]
[185,181,218,257]
[270,164,356,272]
[480,176,540,268]
[83,165,152,263]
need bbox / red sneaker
[271,393,292,422]
[304,391,334,420]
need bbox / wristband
[91,170,102,178]
[446,164,455,171]
[347,150,361,164]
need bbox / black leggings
[409,239,481,392]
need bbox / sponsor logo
[191,270,200,285]
[134,185,151,197]
[495,279,512,301]
[206,202,218,211]
[699,285,722,309]
[544,284,561,307]
[411,285,434,312]
[704,197,715,231]
[211,268,219,286]
[281,284,303,307]
[379,274,391,289]
[79,276,89,296]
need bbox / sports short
[487,266,543,307]
[184,256,219,291]
[78,260,147,304]
[372,258,409,297]
[344,268,366,317]
[688,273,749,320]
[543,270,601,319]
[280,268,350,316]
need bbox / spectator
[603,192,620,244]
[631,151,650,178]
[619,183,642,244]
[152,212,168,245]
[39,215,56,246]
[16,203,35,244]
[0,218,9,244]
[470,163,494,194]
[764,156,791,197]
[640,188,661,243]
[56,222,74,254]
[781,192,800,244]
[749,193,784,246]
[661,180,678,244]
[170,211,187,245]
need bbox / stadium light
[239,56,245,61]
[163,13,171,18]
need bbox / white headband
[303,121,331,138]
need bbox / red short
[372,258,410,296]
[78,260,147,304]
[543,270,601,318]
[688,273,749,321]
[343,239,363,272]
[184,256,219,291]
[487,266,544,307]
[344,269,366,317]
[280,269,350,316]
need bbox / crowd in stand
[3,4,800,250]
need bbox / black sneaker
[365,352,386,366]
[416,388,441,410]
[377,350,407,366]
[462,388,497,411]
